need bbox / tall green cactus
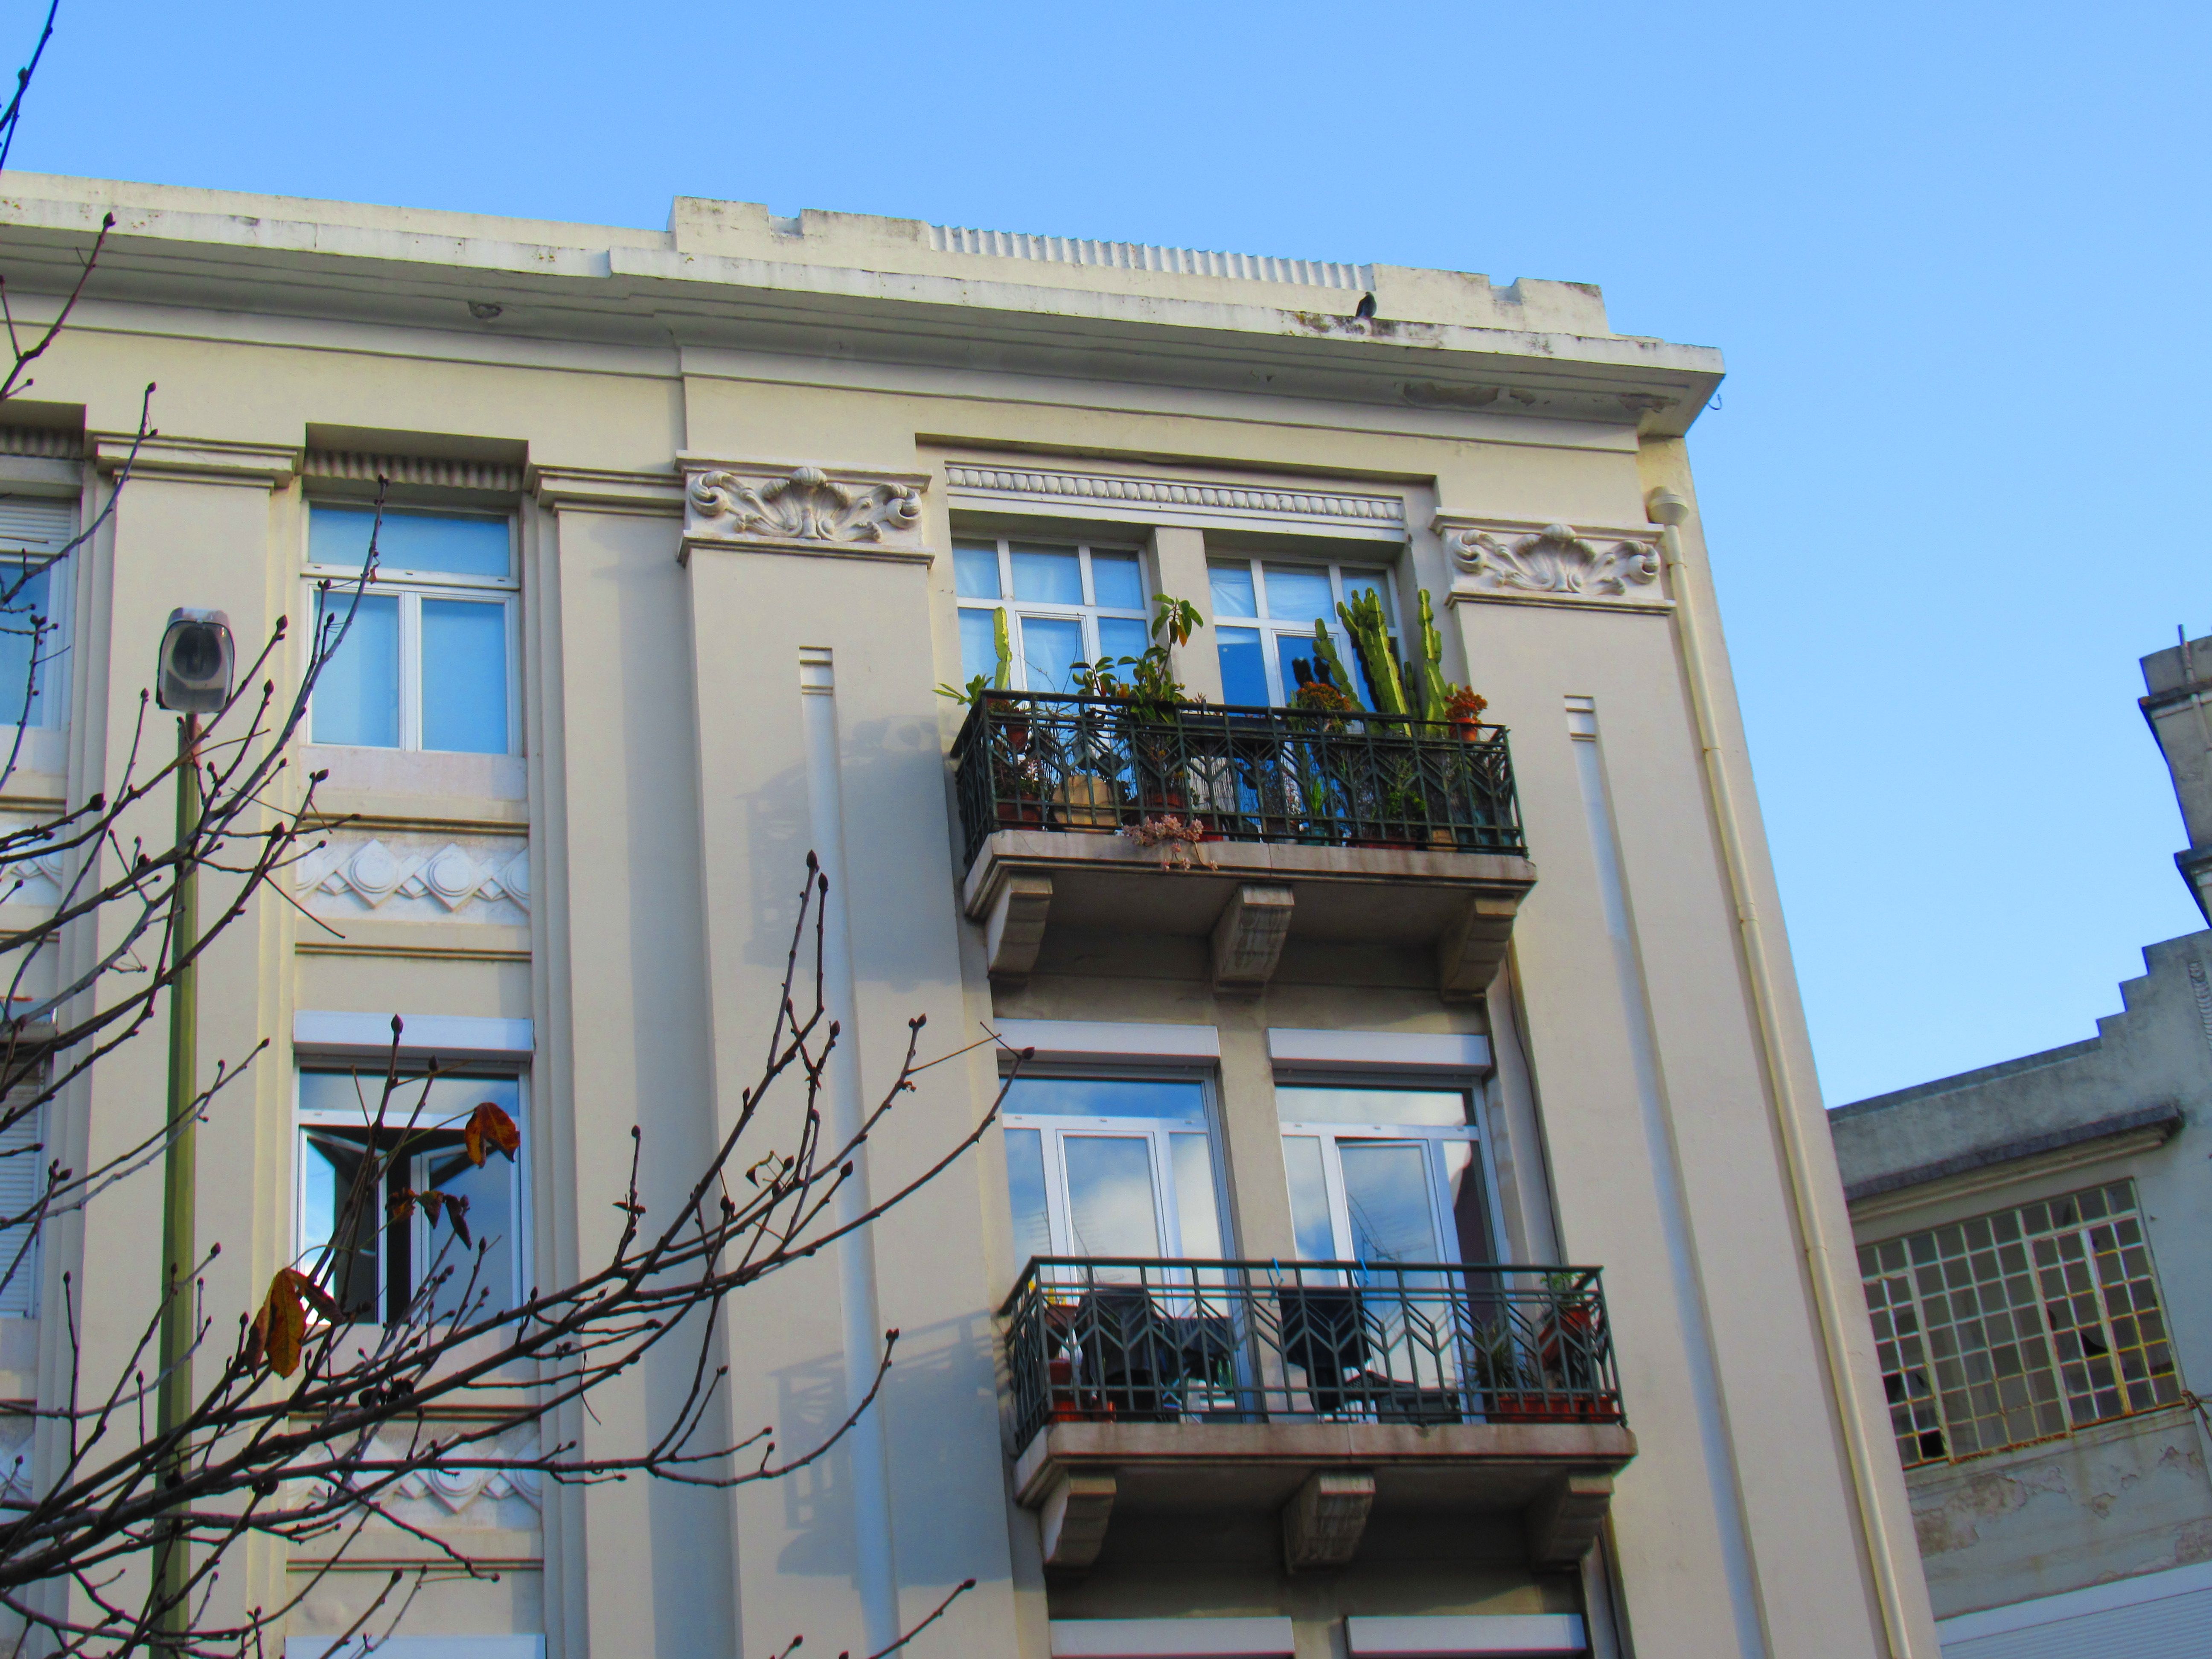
[1413,588,1452,722]
[1335,589,1409,717]
[1309,620,1367,712]
[992,606,1013,691]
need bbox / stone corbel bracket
[1438,516,1668,612]
[681,459,932,564]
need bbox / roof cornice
[0,175,1723,435]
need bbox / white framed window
[0,497,76,733]
[0,1071,45,1317]
[306,505,519,754]
[1207,556,1395,708]
[954,536,1150,693]
[1277,1086,1495,1267]
[1002,1075,1228,1268]
[295,1068,528,1326]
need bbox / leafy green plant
[1074,591,1205,716]
[937,606,1014,704]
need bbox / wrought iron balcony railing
[998,1257,1622,1452]
[949,693,1525,872]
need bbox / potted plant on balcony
[1483,1274,1621,1423]
[936,610,1048,828]
[1076,594,1216,827]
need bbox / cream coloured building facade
[0,173,1937,1659]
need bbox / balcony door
[1002,1076,1226,1274]
[1277,1086,1493,1269]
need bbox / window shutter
[0,500,76,557]
[0,1081,45,1317]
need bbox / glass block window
[1858,1180,2183,1468]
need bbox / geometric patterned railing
[998,1257,1621,1452]
[950,693,1525,872]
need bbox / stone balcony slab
[962,828,1537,997]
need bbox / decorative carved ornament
[684,463,928,559]
[295,835,529,923]
[286,1422,543,1529]
[1443,521,1665,606]
[0,817,67,908]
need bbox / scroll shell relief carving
[687,465,924,546]
[1446,523,1665,602]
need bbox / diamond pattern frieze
[0,814,67,909]
[296,832,530,924]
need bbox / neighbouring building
[1828,635,2212,1655]
[0,172,1936,1659]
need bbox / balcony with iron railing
[949,693,1540,995]
[998,1257,1636,1573]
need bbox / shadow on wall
[882,1308,1007,1589]
[768,1310,1004,1591]
[772,1347,861,1580]
[739,713,960,995]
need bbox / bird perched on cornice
[1354,291,1377,320]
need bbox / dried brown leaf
[252,1272,307,1377]
[463,1102,520,1168]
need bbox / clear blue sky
[14,1,2208,1104]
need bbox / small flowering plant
[1123,813,1217,873]
[1445,686,1490,725]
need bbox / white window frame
[303,504,522,756]
[953,535,1150,693]
[1207,554,1397,707]
[1276,1079,1502,1266]
[0,495,78,737]
[1001,1068,1232,1262]
[292,1065,532,1329]
[0,1071,44,1316]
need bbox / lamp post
[151,607,232,1639]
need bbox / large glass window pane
[1276,1088,1469,1127]
[1004,1078,1206,1120]
[1440,1141,1494,1264]
[420,599,509,754]
[1090,550,1145,611]
[1341,569,1392,621]
[1209,560,1257,618]
[953,542,1002,600]
[1338,1141,1439,1266]
[1261,565,1334,628]
[311,507,509,579]
[300,1132,381,1318]
[0,562,51,726]
[1097,616,1150,663]
[1019,615,1083,693]
[959,607,1001,687]
[1170,1133,1224,1257]
[313,591,401,748]
[1274,636,1320,704]
[1218,626,1269,707]
[306,506,383,573]
[1062,1136,1161,1257]
[1010,544,1083,604]
[1005,1127,1054,1264]
[1283,1136,1336,1261]
[413,1140,516,1321]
